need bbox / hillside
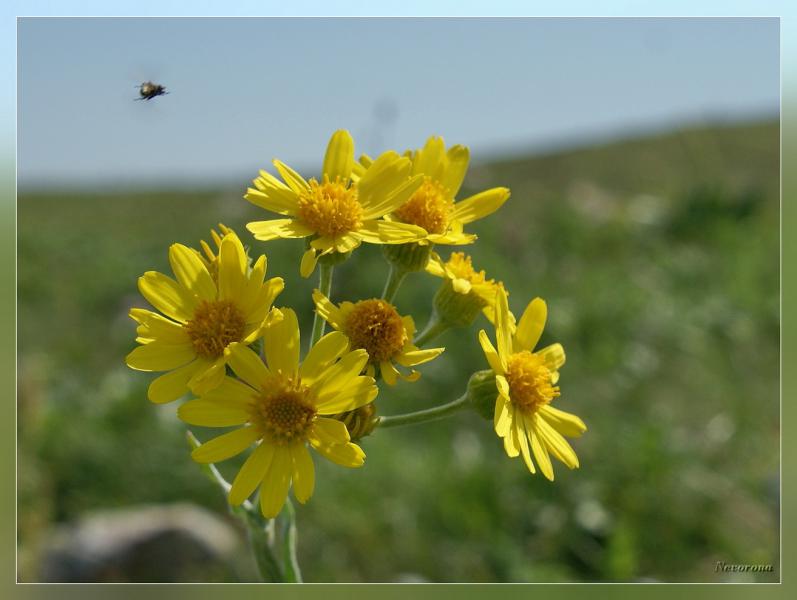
[18,119,779,582]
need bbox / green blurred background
[16,118,779,582]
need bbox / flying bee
[135,81,168,100]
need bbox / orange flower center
[184,299,246,359]
[394,177,453,234]
[343,299,407,363]
[297,176,363,238]
[250,375,317,445]
[505,351,560,414]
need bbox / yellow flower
[244,130,427,277]
[478,289,586,480]
[426,251,508,327]
[126,232,284,402]
[312,291,444,385]
[388,136,510,245]
[178,309,377,518]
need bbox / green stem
[243,510,284,582]
[381,264,407,303]
[377,393,469,429]
[186,431,283,581]
[414,314,450,347]
[310,263,334,348]
[281,498,303,583]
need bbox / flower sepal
[317,250,352,267]
[333,404,379,442]
[466,369,498,420]
[382,241,434,273]
[433,278,486,328]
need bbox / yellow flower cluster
[126,130,586,519]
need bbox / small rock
[38,503,241,582]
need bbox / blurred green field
[17,120,780,582]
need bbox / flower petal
[312,440,365,468]
[357,151,413,216]
[169,243,216,301]
[322,130,354,182]
[525,415,554,481]
[147,359,204,403]
[187,357,227,395]
[539,405,587,438]
[126,341,195,372]
[237,255,267,317]
[229,443,275,506]
[503,407,520,457]
[353,220,426,244]
[380,360,399,386]
[478,329,506,374]
[217,234,247,301]
[246,169,299,215]
[331,234,361,253]
[264,307,300,377]
[309,236,335,254]
[311,290,346,330]
[315,375,377,415]
[246,279,286,326]
[131,309,189,345]
[450,187,510,224]
[200,375,259,405]
[300,248,318,278]
[247,219,314,241]
[402,315,417,339]
[259,446,292,518]
[495,374,510,399]
[299,331,350,384]
[247,184,297,216]
[515,298,546,352]
[311,349,369,403]
[290,443,315,504]
[495,288,513,359]
[178,398,250,427]
[535,414,580,469]
[441,144,470,197]
[138,271,198,323]
[394,347,445,367]
[426,229,478,246]
[424,252,446,278]
[397,368,422,383]
[308,419,365,467]
[273,160,310,195]
[309,416,351,444]
[371,174,427,217]
[494,392,512,437]
[537,343,566,371]
[452,278,471,294]
[412,136,446,180]
[516,417,536,473]
[191,426,260,464]
[225,342,271,389]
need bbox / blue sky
[16,16,780,189]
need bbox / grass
[17,119,779,582]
